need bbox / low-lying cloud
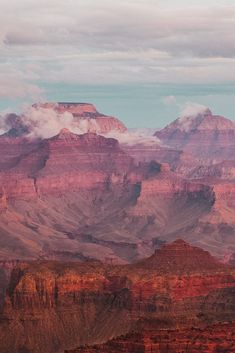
[22,106,103,139]
[180,102,209,119]
[177,102,210,132]
[104,129,161,146]
[0,105,160,146]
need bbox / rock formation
[0,132,217,261]
[34,102,127,134]
[0,240,234,353]
[66,322,235,353]
[155,109,235,162]
[0,105,234,261]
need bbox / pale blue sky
[1,0,235,127]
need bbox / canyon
[0,240,235,353]
[0,103,234,262]
[0,102,235,352]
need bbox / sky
[1,0,235,127]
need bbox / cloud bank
[1,0,235,99]
[104,129,161,146]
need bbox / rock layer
[66,322,235,353]
[155,110,235,162]
[0,241,234,353]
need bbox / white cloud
[180,102,209,119]
[104,129,161,146]
[20,106,103,139]
[0,78,42,99]
[176,102,210,131]
[0,63,43,100]
[1,0,235,88]
[0,104,161,145]
[163,95,177,106]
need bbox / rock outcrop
[66,322,235,353]
[0,105,234,261]
[0,125,222,262]
[1,241,234,353]
[186,160,235,180]
[155,109,235,162]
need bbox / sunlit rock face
[1,241,234,353]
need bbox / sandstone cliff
[1,241,234,353]
[66,322,235,353]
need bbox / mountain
[0,240,234,353]
[34,102,127,134]
[155,109,235,162]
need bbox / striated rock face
[1,241,234,353]
[67,322,235,353]
[33,102,127,134]
[0,105,235,261]
[137,239,221,272]
[0,131,134,199]
[186,160,235,180]
[36,102,99,116]
[0,260,22,309]
[0,125,223,262]
[155,110,235,162]
[0,135,38,171]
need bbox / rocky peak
[137,239,223,273]
[161,110,235,133]
[154,108,235,161]
[48,131,119,150]
[53,128,81,141]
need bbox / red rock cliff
[1,241,235,353]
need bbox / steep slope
[1,241,234,353]
[0,106,234,261]
[0,127,221,262]
[155,109,235,162]
[0,131,142,261]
